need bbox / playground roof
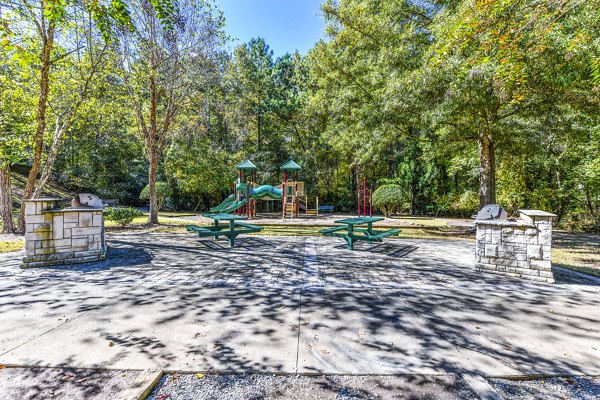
[280,160,301,171]
[236,160,258,170]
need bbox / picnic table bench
[319,216,400,250]
[186,213,263,247]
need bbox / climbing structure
[209,159,318,219]
[279,160,318,220]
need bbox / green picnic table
[186,213,263,247]
[319,216,400,250]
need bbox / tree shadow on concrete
[0,232,599,378]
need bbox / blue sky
[216,0,325,57]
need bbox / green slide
[209,185,281,214]
[210,194,235,213]
[218,199,248,214]
[250,185,282,200]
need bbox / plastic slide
[210,194,235,213]
[250,185,282,200]
[210,185,282,214]
[218,199,248,214]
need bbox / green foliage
[103,206,143,227]
[139,182,172,211]
[372,185,405,217]
[2,0,599,232]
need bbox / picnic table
[319,216,400,250]
[186,213,263,247]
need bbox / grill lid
[72,193,104,209]
[476,204,507,220]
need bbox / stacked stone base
[475,210,556,283]
[22,250,106,269]
[22,198,106,269]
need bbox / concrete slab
[0,232,599,377]
[2,287,300,372]
[296,289,519,375]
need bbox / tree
[0,30,34,233]
[2,0,139,232]
[423,0,600,208]
[115,0,225,224]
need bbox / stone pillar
[474,209,557,283]
[22,199,107,268]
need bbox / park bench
[318,205,335,213]
[319,217,400,250]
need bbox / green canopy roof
[236,160,258,171]
[280,160,301,171]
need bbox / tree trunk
[0,164,14,234]
[257,106,261,153]
[18,25,55,233]
[147,152,159,224]
[147,69,159,225]
[478,130,496,208]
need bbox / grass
[388,216,449,228]
[0,240,24,253]
[104,215,192,228]
[553,245,600,278]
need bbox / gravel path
[489,376,600,400]
[147,373,478,400]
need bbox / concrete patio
[1,233,599,377]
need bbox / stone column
[22,199,107,268]
[474,209,557,283]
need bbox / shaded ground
[0,367,142,400]
[0,233,599,378]
[488,376,600,400]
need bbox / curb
[120,369,163,400]
[553,265,600,285]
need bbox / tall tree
[2,0,139,232]
[115,0,225,224]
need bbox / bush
[372,184,405,217]
[139,182,173,211]
[103,206,144,227]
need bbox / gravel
[488,376,600,400]
[147,373,478,400]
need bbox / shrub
[104,206,144,227]
[139,182,173,211]
[372,184,405,217]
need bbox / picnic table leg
[228,220,235,247]
[347,224,354,250]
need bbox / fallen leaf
[196,373,205,379]
[108,341,115,347]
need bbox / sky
[216,0,326,57]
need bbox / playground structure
[209,160,319,220]
[357,177,373,217]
